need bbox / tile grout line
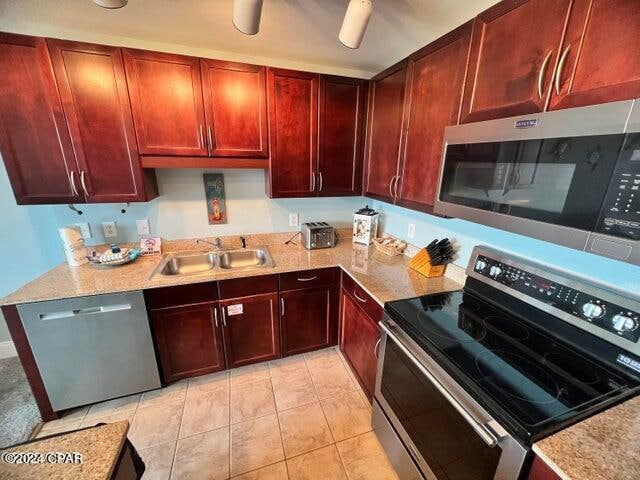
[271,374,289,472]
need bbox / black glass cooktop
[384,285,640,441]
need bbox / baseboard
[0,340,17,359]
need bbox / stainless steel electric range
[373,246,640,480]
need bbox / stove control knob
[612,314,638,333]
[475,260,487,271]
[489,266,502,277]
[581,302,605,319]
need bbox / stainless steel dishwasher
[18,291,161,411]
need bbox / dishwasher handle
[38,303,132,321]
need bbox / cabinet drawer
[218,274,278,299]
[145,282,218,310]
[341,272,383,324]
[279,268,337,291]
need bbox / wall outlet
[289,213,299,228]
[407,223,416,239]
[102,221,118,238]
[74,222,92,239]
[136,219,150,236]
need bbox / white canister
[58,227,88,266]
[353,205,379,245]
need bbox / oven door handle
[380,322,501,448]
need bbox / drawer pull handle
[353,291,367,303]
[297,276,318,282]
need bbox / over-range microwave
[434,99,640,266]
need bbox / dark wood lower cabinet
[339,289,381,401]
[150,302,225,383]
[280,285,338,356]
[220,292,280,368]
[527,456,562,480]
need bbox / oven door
[374,319,529,480]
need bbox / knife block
[409,248,446,278]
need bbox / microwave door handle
[379,322,501,448]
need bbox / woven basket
[372,237,406,256]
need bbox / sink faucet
[196,237,222,250]
[240,236,246,249]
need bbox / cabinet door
[318,75,367,196]
[0,33,80,205]
[47,40,156,203]
[280,286,338,356]
[396,23,472,212]
[220,293,280,368]
[460,0,571,123]
[123,49,207,157]
[267,68,318,198]
[363,63,406,202]
[549,0,640,110]
[201,59,268,158]
[527,456,562,480]
[151,302,225,383]
[339,290,380,401]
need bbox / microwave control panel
[597,135,640,240]
[473,255,640,344]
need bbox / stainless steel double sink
[150,247,275,278]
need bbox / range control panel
[473,254,640,344]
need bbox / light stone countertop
[0,233,464,306]
[533,395,640,480]
[0,421,128,480]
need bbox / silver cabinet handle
[555,44,571,95]
[221,307,227,327]
[388,175,396,198]
[380,322,500,447]
[280,297,285,316]
[80,171,89,196]
[537,49,554,99]
[393,175,401,199]
[353,290,367,303]
[297,276,318,282]
[208,125,214,150]
[213,307,219,328]
[199,125,205,148]
[318,171,323,192]
[69,171,79,196]
[311,172,316,192]
[39,303,131,321]
[374,338,381,358]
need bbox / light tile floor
[36,347,400,480]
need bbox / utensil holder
[409,248,446,278]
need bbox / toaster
[301,222,336,249]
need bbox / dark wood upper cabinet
[220,292,280,368]
[267,68,319,198]
[0,33,80,205]
[201,59,268,158]
[363,62,407,202]
[150,302,225,384]
[318,75,367,196]
[396,22,472,211]
[339,289,380,401]
[460,0,571,123]
[280,284,338,356]
[549,0,640,110]
[47,39,156,203]
[123,49,207,157]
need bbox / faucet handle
[240,236,246,249]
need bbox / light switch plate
[102,221,118,238]
[74,222,92,239]
[136,219,150,236]
[289,213,299,228]
[407,223,415,239]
